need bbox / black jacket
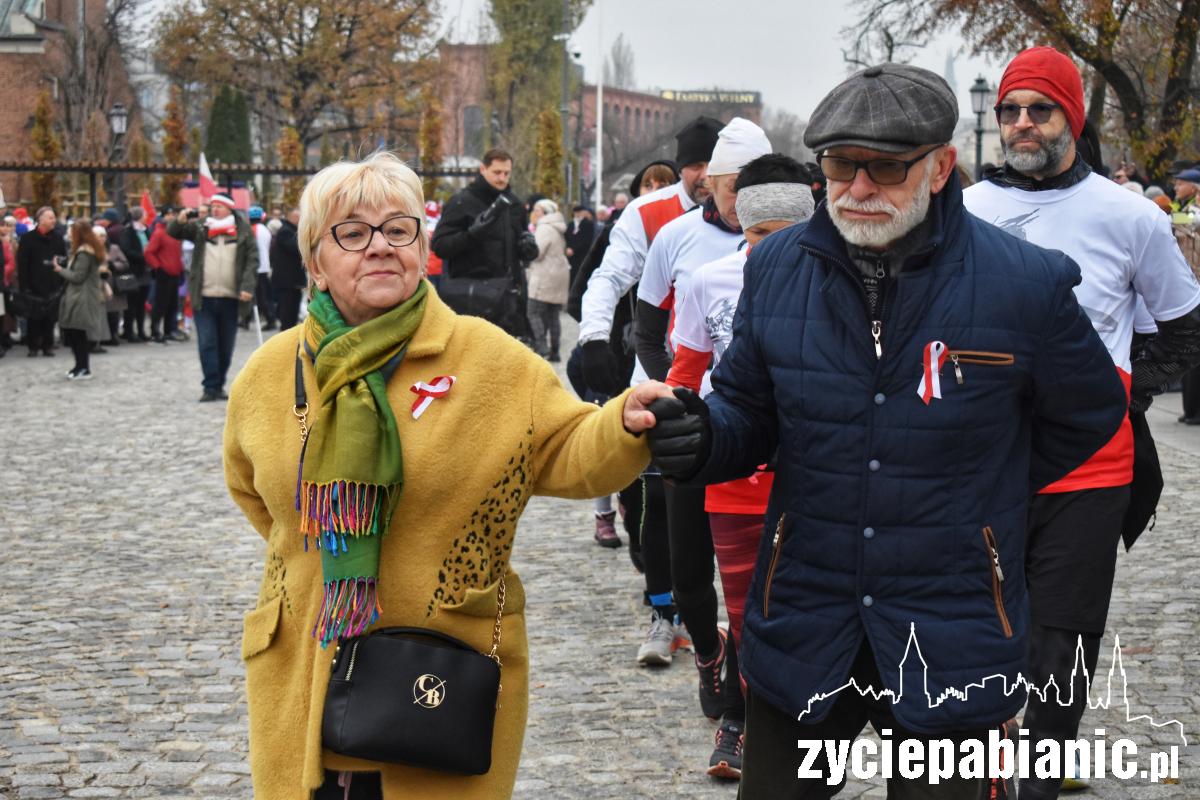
[270,219,307,290]
[430,175,529,280]
[118,224,148,278]
[564,216,595,275]
[16,227,67,297]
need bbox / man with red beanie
[965,46,1200,800]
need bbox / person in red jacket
[144,207,186,342]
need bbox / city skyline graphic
[795,623,1189,747]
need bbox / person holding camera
[167,195,258,402]
[430,148,538,337]
[16,206,67,357]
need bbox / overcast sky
[442,0,1007,122]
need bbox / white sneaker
[70,368,94,381]
[637,611,678,666]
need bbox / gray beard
[1003,127,1073,176]
[829,165,934,250]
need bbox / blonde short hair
[297,151,428,271]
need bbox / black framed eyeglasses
[816,146,943,186]
[329,215,421,252]
[994,102,1060,125]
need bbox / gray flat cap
[804,64,959,154]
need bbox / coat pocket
[982,526,1013,639]
[762,514,787,619]
[946,350,1015,386]
[241,595,283,660]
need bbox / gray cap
[804,64,959,154]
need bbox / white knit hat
[707,117,772,177]
[210,194,236,209]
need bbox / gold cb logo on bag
[412,673,446,709]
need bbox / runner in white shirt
[666,154,814,779]
[632,118,771,780]
[578,116,723,396]
[962,47,1200,800]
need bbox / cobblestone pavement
[1,320,1197,799]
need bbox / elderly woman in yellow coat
[223,152,670,800]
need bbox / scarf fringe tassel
[299,480,395,552]
[314,577,381,648]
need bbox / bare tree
[762,107,812,162]
[43,0,146,161]
[603,32,636,90]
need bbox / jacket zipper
[982,527,1013,639]
[948,350,1015,366]
[762,514,786,619]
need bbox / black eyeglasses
[994,102,1060,125]
[329,215,421,252]
[816,146,943,186]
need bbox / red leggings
[708,512,764,649]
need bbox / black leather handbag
[113,272,139,294]
[320,579,506,775]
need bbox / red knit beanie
[997,47,1085,139]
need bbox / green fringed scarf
[297,282,428,647]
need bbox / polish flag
[198,152,216,199]
[140,191,156,226]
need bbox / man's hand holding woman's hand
[623,382,712,480]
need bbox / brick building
[0,0,135,206]
[434,42,763,202]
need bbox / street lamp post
[970,76,991,182]
[108,102,128,216]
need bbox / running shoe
[696,627,728,720]
[636,611,678,666]
[707,717,744,779]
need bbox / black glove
[517,232,539,262]
[468,194,512,238]
[1129,392,1154,413]
[581,339,623,396]
[646,387,711,480]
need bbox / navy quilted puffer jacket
[696,173,1126,734]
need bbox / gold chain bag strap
[294,347,506,775]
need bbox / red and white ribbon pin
[916,341,948,405]
[410,375,456,420]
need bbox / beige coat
[224,285,649,799]
[525,212,570,305]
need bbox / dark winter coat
[269,219,307,290]
[16,227,66,297]
[564,216,595,275]
[693,172,1127,734]
[118,223,149,280]
[430,175,529,280]
[57,246,108,341]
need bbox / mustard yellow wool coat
[223,286,650,799]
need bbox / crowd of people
[0,198,308,394]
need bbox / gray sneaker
[637,611,678,666]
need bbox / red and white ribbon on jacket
[410,375,456,420]
[916,341,948,405]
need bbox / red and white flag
[140,191,156,226]
[198,152,217,199]
[916,340,948,405]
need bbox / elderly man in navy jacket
[641,64,1127,798]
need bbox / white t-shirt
[638,208,743,312]
[964,173,1200,372]
[671,247,748,398]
